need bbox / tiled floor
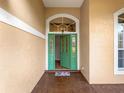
[32,72,124,93]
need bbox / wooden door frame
[46,13,80,70]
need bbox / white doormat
[55,71,70,76]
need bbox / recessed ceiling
[43,0,84,8]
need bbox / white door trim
[45,13,80,70]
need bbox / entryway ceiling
[43,0,84,7]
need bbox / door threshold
[45,70,80,73]
[55,69,70,70]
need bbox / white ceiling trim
[0,8,45,39]
[43,0,84,8]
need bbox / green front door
[48,34,55,70]
[48,34,77,70]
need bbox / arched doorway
[46,14,80,70]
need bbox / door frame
[46,13,80,70]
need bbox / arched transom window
[50,17,76,32]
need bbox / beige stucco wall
[90,0,124,84]
[0,0,45,34]
[0,0,45,93]
[45,7,80,19]
[80,0,90,82]
[1,0,124,89]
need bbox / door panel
[60,35,70,69]
[48,34,55,70]
[65,35,70,68]
[60,35,65,67]
[70,34,77,70]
